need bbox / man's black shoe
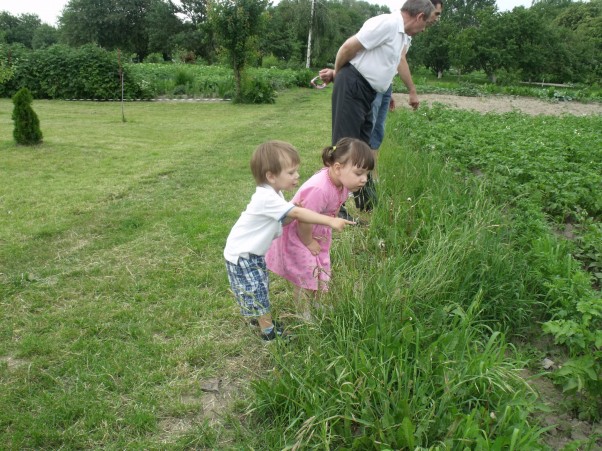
[337,204,355,222]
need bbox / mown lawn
[0,91,339,448]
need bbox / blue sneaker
[260,323,288,341]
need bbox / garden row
[392,105,601,417]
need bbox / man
[370,0,443,153]
[318,0,436,213]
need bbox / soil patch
[392,93,602,116]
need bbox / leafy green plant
[456,82,481,97]
[173,68,195,87]
[391,103,602,419]
[143,52,164,63]
[542,293,602,419]
[294,68,315,88]
[574,222,602,288]
[2,44,151,100]
[239,74,275,104]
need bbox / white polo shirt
[224,185,295,264]
[351,12,411,93]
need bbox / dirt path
[392,93,602,116]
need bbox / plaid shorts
[225,254,270,317]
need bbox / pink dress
[266,168,349,291]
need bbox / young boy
[224,141,354,340]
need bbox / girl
[266,138,374,315]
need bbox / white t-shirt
[351,12,411,93]
[224,185,295,264]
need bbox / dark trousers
[331,63,377,211]
[331,63,376,145]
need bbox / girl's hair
[250,140,301,185]
[321,137,374,170]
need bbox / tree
[443,0,497,28]
[553,0,602,83]
[449,26,478,74]
[261,0,387,69]
[502,7,558,82]
[0,12,43,48]
[474,9,518,82]
[59,0,155,59]
[0,45,15,84]
[177,0,210,25]
[409,20,452,78]
[32,24,59,49]
[416,0,497,78]
[211,0,268,100]
[12,87,43,145]
[531,0,574,21]
[260,5,302,65]
[145,0,186,59]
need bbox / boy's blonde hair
[250,141,301,185]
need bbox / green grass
[1,90,600,448]
[0,91,335,448]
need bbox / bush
[295,68,315,88]
[1,44,151,100]
[238,74,276,104]
[261,53,288,69]
[173,68,195,87]
[143,53,165,63]
[12,87,43,145]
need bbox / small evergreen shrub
[12,87,43,145]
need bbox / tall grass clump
[371,146,540,331]
[251,142,547,448]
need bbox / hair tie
[332,146,336,151]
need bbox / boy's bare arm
[287,206,354,230]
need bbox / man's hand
[388,96,396,112]
[318,68,335,85]
[408,91,420,110]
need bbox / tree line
[1,0,600,85]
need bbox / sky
[1,0,534,27]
